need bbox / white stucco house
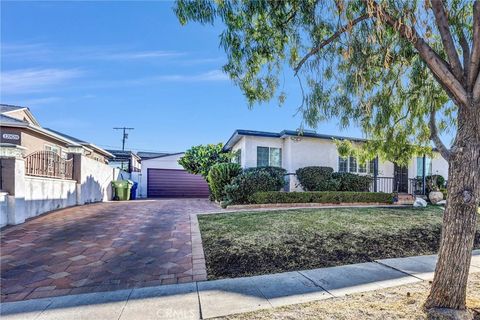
[223,129,449,194]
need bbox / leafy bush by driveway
[208,163,242,201]
[198,206,480,279]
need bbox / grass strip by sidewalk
[199,206,480,279]
[214,272,480,320]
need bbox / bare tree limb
[431,0,464,82]
[294,14,369,75]
[473,70,480,102]
[366,0,468,107]
[456,26,470,78]
[429,107,451,161]
[468,1,480,88]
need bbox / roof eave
[82,143,114,158]
[1,122,83,147]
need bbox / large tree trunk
[425,99,480,316]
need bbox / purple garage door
[147,168,210,198]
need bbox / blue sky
[1,1,366,152]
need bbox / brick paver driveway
[0,199,220,302]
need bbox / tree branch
[429,107,451,161]
[431,1,464,82]
[473,70,480,102]
[366,0,468,107]
[456,26,470,78]
[468,1,480,88]
[294,14,369,75]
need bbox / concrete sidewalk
[2,250,479,320]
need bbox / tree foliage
[175,0,480,313]
[178,143,233,178]
[175,0,476,164]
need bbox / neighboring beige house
[0,104,122,227]
[223,129,449,194]
[1,104,112,163]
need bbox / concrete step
[396,194,414,205]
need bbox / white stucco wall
[431,153,449,178]
[0,192,8,227]
[231,137,247,168]
[80,156,130,203]
[241,136,284,168]
[136,153,184,198]
[24,176,77,219]
[284,137,339,172]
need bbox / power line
[113,127,134,151]
[97,144,178,154]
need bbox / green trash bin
[112,180,133,201]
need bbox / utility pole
[113,127,134,151]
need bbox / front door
[394,164,408,193]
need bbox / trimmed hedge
[331,172,372,192]
[295,166,372,192]
[250,191,394,204]
[224,167,287,204]
[207,163,242,201]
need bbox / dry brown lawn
[215,272,480,320]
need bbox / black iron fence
[409,178,426,195]
[370,176,426,195]
[369,176,395,193]
[24,151,74,180]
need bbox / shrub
[331,172,372,192]
[426,175,446,193]
[207,163,242,201]
[440,188,447,200]
[224,167,286,204]
[250,191,394,204]
[244,166,286,182]
[296,166,336,191]
[295,166,372,192]
[178,143,233,178]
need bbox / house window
[358,162,367,173]
[44,144,59,154]
[416,157,432,177]
[257,147,282,167]
[233,149,241,165]
[338,157,348,172]
[369,160,375,174]
[349,156,357,173]
[339,156,375,174]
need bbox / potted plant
[392,191,399,203]
[427,175,444,204]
